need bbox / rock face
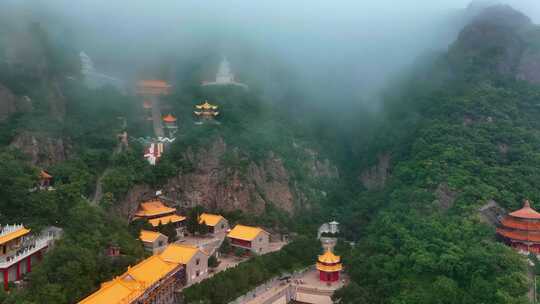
[434,183,458,211]
[360,153,391,190]
[121,138,337,218]
[10,132,69,167]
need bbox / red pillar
[16,262,20,281]
[26,256,32,273]
[3,270,8,291]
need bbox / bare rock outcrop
[10,132,69,166]
[517,48,540,84]
[162,139,296,215]
[360,153,391,190]
[434,183,458,211]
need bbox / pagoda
[194,101,220,124]
[316,249,342,282]
[201,57,248,89]
[162,114,178,138]
[497,200,540,253]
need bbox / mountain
[333,5,540,304]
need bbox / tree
[199,220,209,236]
[208,255,219,268]
[158,222,178,242]
[219,238,232,254]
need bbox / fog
[3,0,540,108]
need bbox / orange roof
[509,200,540,219]
[318,250,341,264]
[497,227,540,242]
[227,225,267,241]
[139,230,166,243]
[195,101,218,110]
[500,217,540,231]
[199,213,225,226]
[137,80,170,89]
[148,214,186,227]
[162,114,177,123]
[134,201,176,218]
[79,253,181,304]
[0,226,31,245]
[40,170,52,179]
[316,262,342,272]
[160,244,205,264]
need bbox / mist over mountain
[1,1,540,304]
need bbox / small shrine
[39,170,53,190]
[194,101,220,125]
[162,114,178,138]
[316,249,343,282]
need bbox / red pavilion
[497,200,540,253]
[316,250,342,282]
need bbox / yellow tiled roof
[0,227,30,245]
[227,225,267,241]
[79,253,181,304]
[134,201,176,218]
[316,262,343,272]
[160,244,205,264]
[318,251,341,264]
[148,214,186,227]
[139,230,165,243]
[199,213,224,226]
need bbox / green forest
[0,2,540,304]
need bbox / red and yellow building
[79,252,184,304]
[134,201,186,237]
[136,80,171,96]
[497,200,540,253]
[316,250,342,282]
[227,225,269,255]
[0,224,52,290]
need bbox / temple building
[144,142,164,166]
[227,225,270,255]
[39,170,53,190]
[199,213,229,235]
[139,230,168,254]
[194,101,220,125]
[160,244,208,285]
[134,201,186,238]
[162,114,178,138]
[497,200,540,254]
[316,249,343,282]
[136,80,171,96]
[201,57,248,89]
[0,224,53,290]
[79,251,185,304]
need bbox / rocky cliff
[119,137,338,218]
[9,132,69,166]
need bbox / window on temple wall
[196,270,200,277]
[196,258,200,265]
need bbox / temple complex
[0,224,53,290]
[194,101,220,125]
[134,201,186,238]
[201,57,248,89]
[497,200,540,254]
[227,225,270,255]
[316,249,343,282]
